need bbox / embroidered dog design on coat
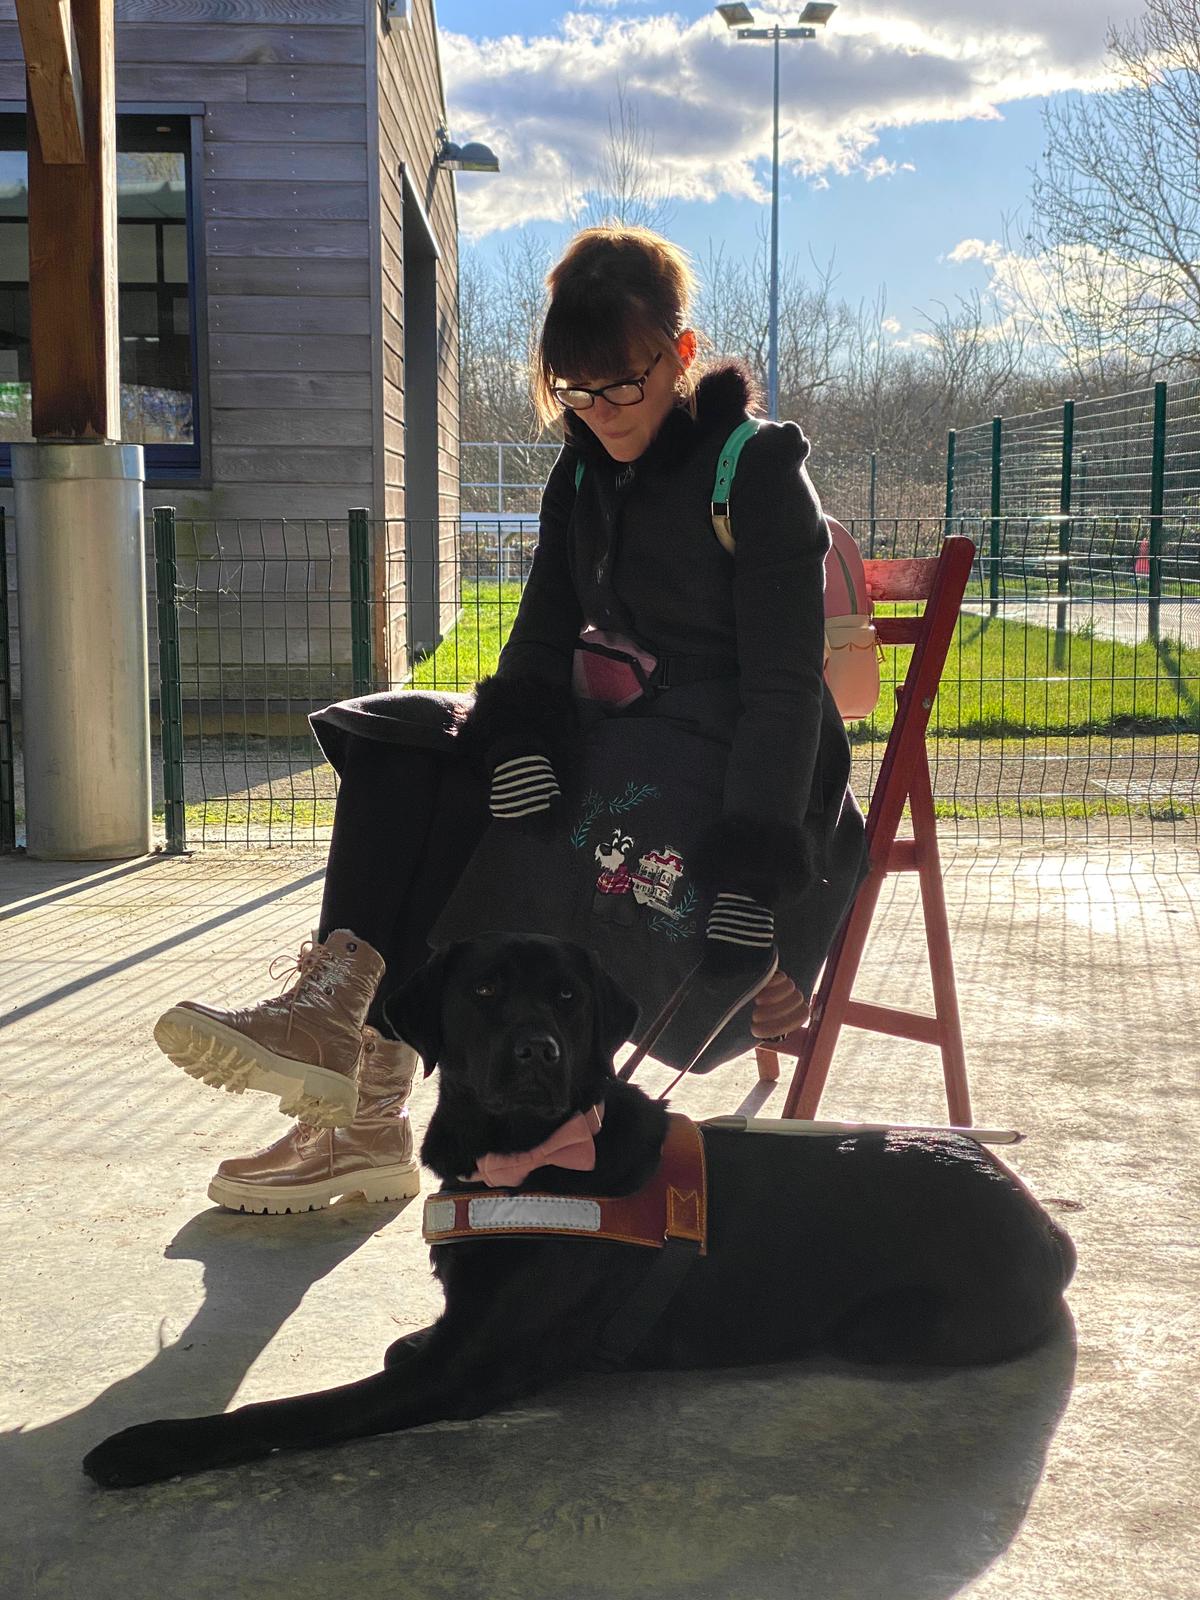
[593,829,637,924]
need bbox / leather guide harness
[422,1112,709,1367]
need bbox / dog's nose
[513,1034,561,1069]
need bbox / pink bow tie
[469,1104,605,1189]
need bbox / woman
[156,226,867,1212]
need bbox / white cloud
[443,2,1148,235]
[862,156,917,181]
[945,237,1004,266]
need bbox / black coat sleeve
[457,446,583,772]
[691,421,830,905]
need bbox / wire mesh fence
[462,441,949,528]
[1,502,1194,854]
[952,378,1200,524]
[129,508,1197,854]
[0,510,15,854]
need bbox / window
[0,112,201,479]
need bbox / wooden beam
[15,0,84,165]
[26,0,119,439]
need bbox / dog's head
[385,933,639,1124]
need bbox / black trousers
[316,738,490,1034]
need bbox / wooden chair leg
[781,862,888,1118]
[909,749,971,1125]
[755,1047,780,1082]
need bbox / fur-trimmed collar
[564,359,761,474]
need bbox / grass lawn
[408,581,1199,738]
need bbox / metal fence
[1,506,1195,855]
[0,510,15,854]
[462,441,946,526]
[950,379,1200,539]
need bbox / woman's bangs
[543,299,660,384]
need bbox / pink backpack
[710,422,881,722]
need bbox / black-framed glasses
[552,352,662,411]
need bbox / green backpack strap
[574,419,756,555]
[710,419,760,554]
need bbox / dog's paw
[83,1415,244,1489]
[384,1325,435,1369]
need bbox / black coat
[311,363,867,1064]
[466,361,862,906]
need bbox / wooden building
[0,0,463,697]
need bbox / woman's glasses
[552,352,662,411]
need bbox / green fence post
[1054,399,1074,669]
[0,508,15,853]
[989,415,1002,618]
[1148,380,1167,643]
[868,451,877,556]
[349,507,373,697]
[153,507,186,855]
[944,429,956,531]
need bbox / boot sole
[207,1160,421,1215]
[155,1008,359,1128]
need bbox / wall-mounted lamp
[435,126,501,173]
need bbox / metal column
[11,442,150,859]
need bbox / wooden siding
[0,0,461,703]
[375,0,460,666]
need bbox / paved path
[962,595,1200,648]
[2,845,1198,1600]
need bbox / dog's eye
[473,981,498,999]
[557,986,576,1002]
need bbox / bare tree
[998,214,1165,391]
[1021,0,1200,375]
[696,222,853,412]
[568,81,675,232]
[914,289,1031,419]
[458,231,553,444]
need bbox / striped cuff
[706,892,775,949]
[490,754,562,819]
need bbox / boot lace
[263,941,357,1041]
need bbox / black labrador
[84,932,1075,1488]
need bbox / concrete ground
[1,843,1197,1600]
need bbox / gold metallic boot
[154,930,385,1127]
[206,1028,421,1214]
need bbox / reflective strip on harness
[426,1195,604,1235]
[422,1112,707,1254]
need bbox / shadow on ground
[3,1195,1077,1600]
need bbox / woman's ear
[676,328,698,369]
[383,948,452,1077]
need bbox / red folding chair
[756,534,978,1125]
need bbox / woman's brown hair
[532,226,704,432]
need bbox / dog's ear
[383,948,452,1077]
[583,949,640,1065]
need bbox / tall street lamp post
[717,3,836,420]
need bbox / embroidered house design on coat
[573,786,697,940]
[631,849,683,911]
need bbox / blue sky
[436,0,1146,342]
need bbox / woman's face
[559,330,697,463]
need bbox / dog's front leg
[82,1314,572,1489]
